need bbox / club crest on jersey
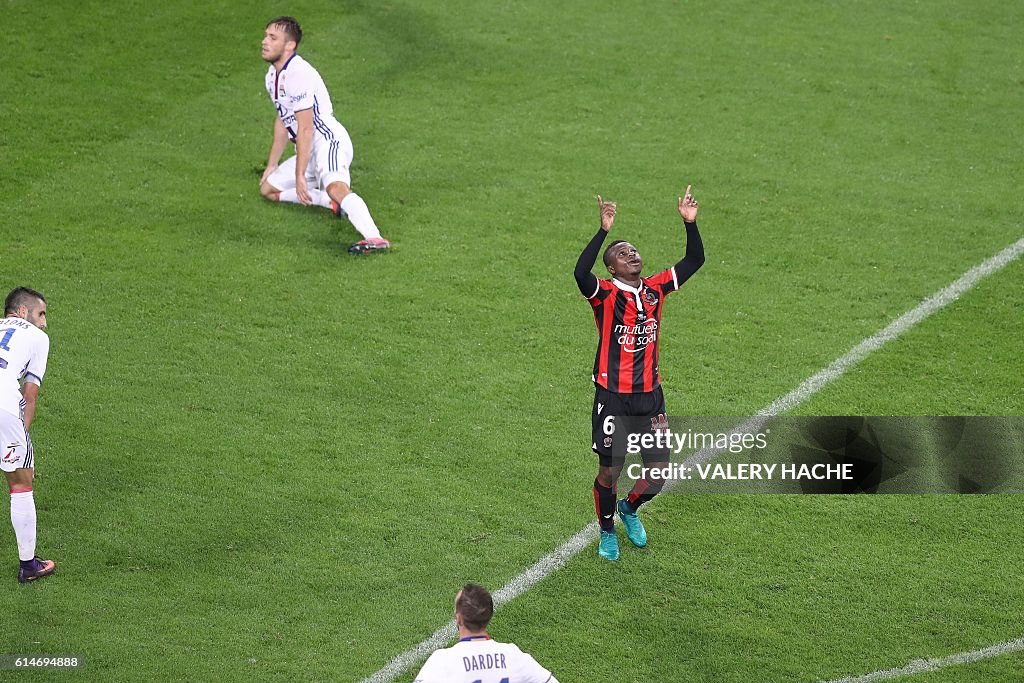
[650,413,670,434]
[643,289,659,306]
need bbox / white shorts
[0,410,33,472]
[268,132,354,191]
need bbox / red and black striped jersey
[583,268,681,393]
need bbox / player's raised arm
[598,194,617,233]
[673,185,705,286]
[574,195,616,297]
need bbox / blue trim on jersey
[458,635,492,642]
[312,97,336,143]
[312,103,326,136]
[274,53,299,100]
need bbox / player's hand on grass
[296,176,312,205]
[260,164,277,186]
[597,195,617,232]
[678,185,698,223]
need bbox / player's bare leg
[595,464,623,560]
[5,468,54,583]
[326,181,390,255]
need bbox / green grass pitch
[4,0,1023,681]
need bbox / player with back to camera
[0,287,56,583]
[413,583,558,683]
[259,16,391,255]
[574,187,705,561]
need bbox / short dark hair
[267,16,302,48]
[456,583,494,632]
[603,240,629,267]
[5,287,46,317]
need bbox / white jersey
[413,638,556,683]
[265,54,348,144]
[0,317,49,418]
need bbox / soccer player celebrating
[259,16,391,255]
[413,584,557,683]
[574,187,705,561]
[0,287,55,583]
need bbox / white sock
[277,188,334,209]
[10,491,36,561]
[339,193,382,240]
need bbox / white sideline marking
[820,637,1024,682]
[759,236,1024,417]
[360,236,1024,683]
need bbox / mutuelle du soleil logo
[614,319,658,354]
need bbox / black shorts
[591,385,670,467]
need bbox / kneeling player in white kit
[259,16,391,255]
[0,287,55,583]
[414,584,558,683]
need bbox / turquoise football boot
[617,499,648,548]
[598,530,620,561]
